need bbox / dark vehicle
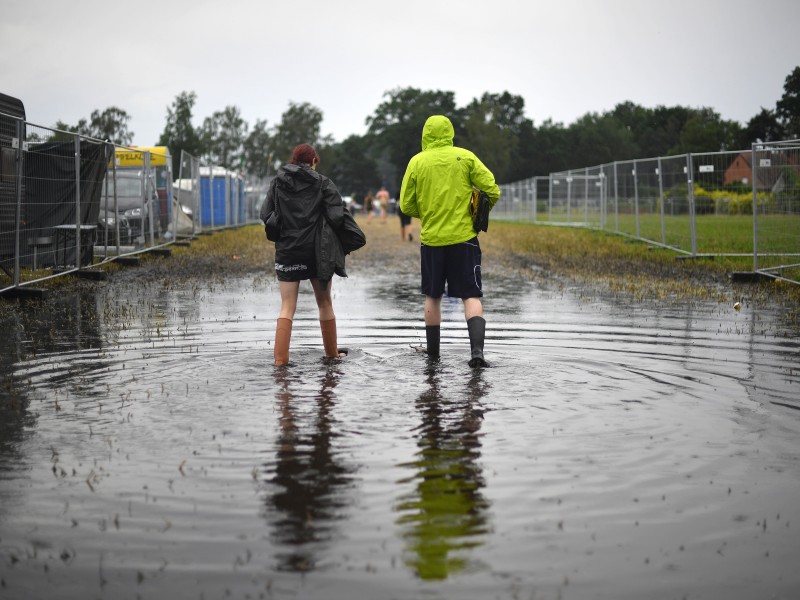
[98,170,161,246]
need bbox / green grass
[499,211,800,258]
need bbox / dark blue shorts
[420,237,483,299]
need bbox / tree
[271,101,328,165]
[367,87,460,190]
[243,118,273,179]
[567,112,638,168]
[740,107,784,145]
[158,91,204,176]
[460,91,535,183]
[776,65,800,139]
[527,119,571,175]
[319,135,380,200]
[675,107,742,154]
[640,105,693,157]
[58,107,134,145]
[462,100,514,183]
[200,105,248,171]
[51,119,79,142]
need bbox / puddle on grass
[1,270,799,599]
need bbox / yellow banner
[115,146,170,167]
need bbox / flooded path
[1,248,800,599]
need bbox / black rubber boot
[425,325,440,358]
[467,316,488,368]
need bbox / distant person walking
[260,143,348,366]
[365,190,376,222]
[398,206,413,241]
[399,115,500,367]
[375,185,390,222]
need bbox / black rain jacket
[260,163,346,286]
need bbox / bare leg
[278,281,300,320]
[275,281,300,366]
[310,278,335,321]
[311,279,345,358]
[463,297,483,320]
[425,295,442,326]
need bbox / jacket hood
[421,115,454,151]
[275,163,320,193]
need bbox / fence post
[657,157,666,245]
[584,167,589,225]
[74,135,82,268]
[532,178,537,223]
[12,118,24,286]
[166,149,175,240]
[566,172,573,223]
[228,172,233,227]
[633,160,640,238]
[686,153,697,256]
[751,143,758,272]
[210,165,215,229]
[194,157,201,234]
[599,170,606,230]
[613,162,619,232]
[143,151,155,247]
[111,144,120,255]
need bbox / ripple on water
[1,273,799,599]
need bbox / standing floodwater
[1,261,799,599]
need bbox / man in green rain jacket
[399,115,501,367]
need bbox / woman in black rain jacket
[260,143,346,366]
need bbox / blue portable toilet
[200,167,229,227]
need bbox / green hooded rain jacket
[399,115,501,247]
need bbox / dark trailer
[0,92,26,273]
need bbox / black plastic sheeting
[25,140,107,232]
[15,140,108,268]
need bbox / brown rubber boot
[320,317,340,359]
[274,318,292,366]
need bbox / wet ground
[1,223,800,599]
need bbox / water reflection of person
[395,361,491,580]
[264,366,355,572]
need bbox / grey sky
[3,0,799,148]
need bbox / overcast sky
[3,0,799,148]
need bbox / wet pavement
[1,258,800,599]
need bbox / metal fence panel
[21,125,108,274]
[690,150,753,256]
[495,139,800,285]
[1,116,258,297]
[566,168,602,229]
[176,150,201,236]
[657,155,692,252]
[753,141,800,281]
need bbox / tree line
[53,66,800,201]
